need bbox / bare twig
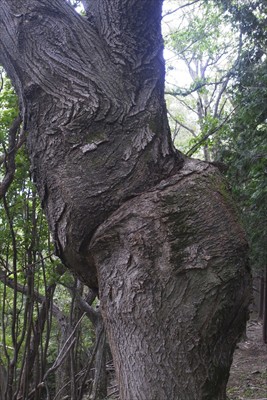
[162,0,202,18]
[77,325,105,400]
[44,313,86,379]
[167,110,196,137]
[64,283,98,326]
[26,314,86,399]
[165,76,229,98]
[186,106,238,157]
[0,270,64,321]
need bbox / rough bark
[0,1,251,399]
[0,0,182,288]
[91,159,251,399]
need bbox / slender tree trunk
[263,266,267,344]
[90,321,107,400]
[54,322,74,399]
[16,288,55,400]
[0,1,251,398]
[259,274,264,319]
[0,362,7,400]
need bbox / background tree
[163,0,239,160]
[0,1,251,399]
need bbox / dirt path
[227,319,267,400]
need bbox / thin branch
[186,106,238,157]
[0,69,3,92]
[0,270,65,322]
[162,0,202,18]
[172,121,181,143]
[213,76,231,118]
[166,38,200,58]
[52,326,104,400]
[0,123,25,167]
[77,325,105,400]
[62,282,99,326]
[165,76,227,97]
[27,314,87,400]
[175,96,198,115]
[167,110,196,137]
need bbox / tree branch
[66,283,99,326]
[0,115,22,199]
[26,314,87,400]
[165,77,227,97]
[0,270,65,322]
[186,107,238,157]
[162,0,202,18]
[167,110,196,137]
[213,76,231,118]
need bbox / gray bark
[0,0,182,288]
[0,1,251,398]
[91,158,251,399]
[0,362,7,400]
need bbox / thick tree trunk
[0,0,182,288]
[91,159,251,399]
[0,1,251,398]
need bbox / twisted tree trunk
[0,1,251,398]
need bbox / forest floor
[227,318,267,400]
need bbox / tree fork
[0,0,183,288]
[0,0,251,398]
